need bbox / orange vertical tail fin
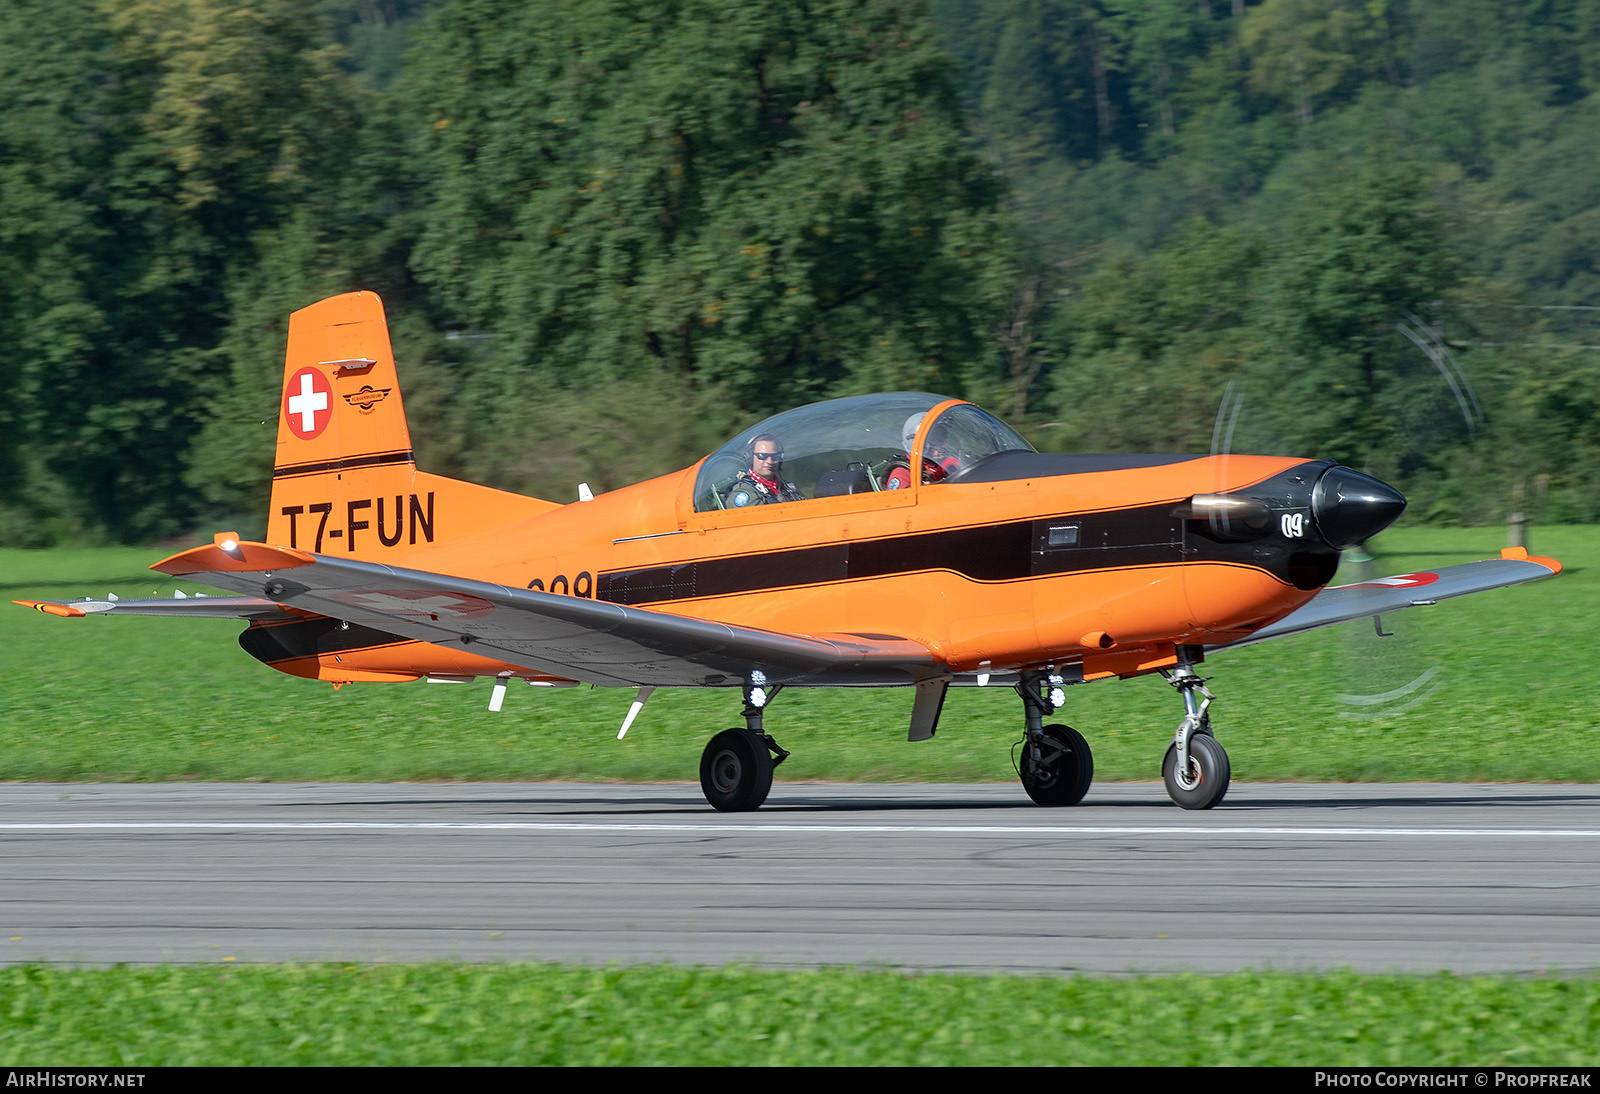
[267,292,554,558]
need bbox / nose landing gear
[1160,655,1230,809]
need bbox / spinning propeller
[1201,336,1487,725]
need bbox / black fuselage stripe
[597,461,1344,605]
[274,450,416,479]
[596,506,1194,606]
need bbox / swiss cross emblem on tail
[284,367,333,440]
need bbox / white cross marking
[288,372,328,434]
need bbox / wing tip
[1500,546,1563,575]
[12,599,88,618]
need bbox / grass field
[1,525,1593,785]
[3,963,1598,1066]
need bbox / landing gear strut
[1159,652,1230,809]
[699,676,790,812]
[1015,670,1093,806]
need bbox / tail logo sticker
[343,385,391,412]
[285,368,333,440]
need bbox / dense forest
[1,0,1597,546]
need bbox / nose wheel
[1162,729,1230,809]
[1160,654,1231,809]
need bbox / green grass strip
[2,963,1598,1066]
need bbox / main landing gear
[1014,671,1094,806]
[1012,652,1232,810]
[699,675,790,812]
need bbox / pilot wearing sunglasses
[723,433,805,507]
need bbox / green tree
[0,0,364,543]
[0,2,113,542]
[1238,0,1394,126]
[1103,0,1216,147]
[1042,218,1265,453]
[404,0,1016,498]
[1251,155,1460,474]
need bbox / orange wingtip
[1500,546,1563,574]
[13,600,88,618]
[151,540,315,577]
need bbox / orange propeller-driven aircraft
[17,292,1563,811]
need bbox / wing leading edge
[146,541,943,688]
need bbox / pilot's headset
[745,433,783,473]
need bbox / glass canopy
[692,393,1034,512]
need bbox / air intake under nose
[1310,466,1407,550]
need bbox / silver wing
[129,541,942,688]
[941,548,1563,685]
[1213,548,1562,651]
[19,542,1558,682]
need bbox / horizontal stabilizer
[13,595,294,620]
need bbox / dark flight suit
[723,470,804,508]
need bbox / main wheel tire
[699,729,775,812]
[1162,733,1231,810]
[1020,724,1094,807]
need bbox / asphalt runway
[3,781,1598,974]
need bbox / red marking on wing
[1331,572,1441,591]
